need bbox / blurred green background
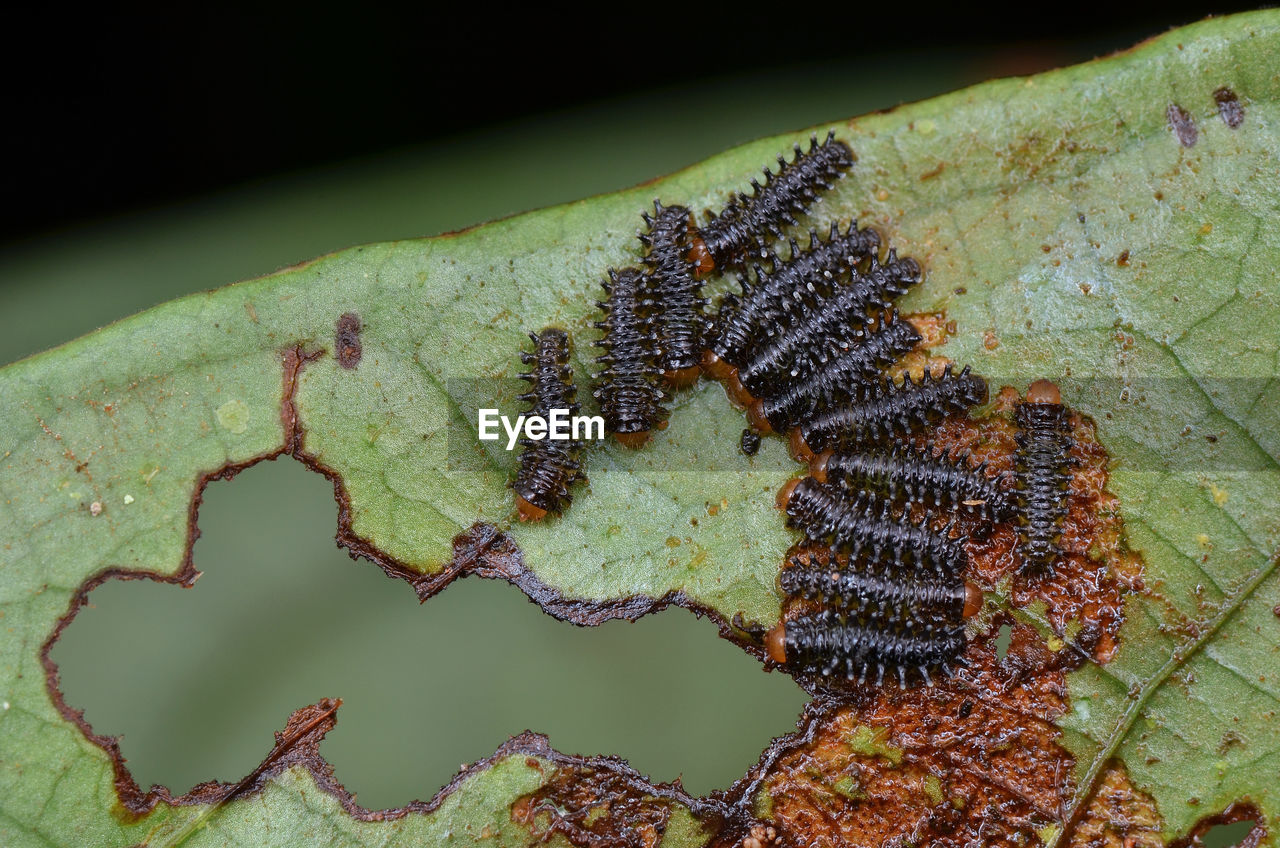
[10,40,1247,819]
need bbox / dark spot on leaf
[1117,250,1130,266]
[1167,103,1198,147]
[335,312,362,369]
[1214,87,1245,129]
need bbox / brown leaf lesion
[511,765,677,848]
[753,617,1074,848]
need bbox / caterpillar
[1013,379,1074,575]
[809,444,1014,523]
[735,253,921,399]
[592,267,668,447]
[777,476,967,575]
[765,609,967,687]
[788,365,989,462]
[702,221,881,394]
[780,549,982,622]
[740,428,762,456]
[639,201,707,388]
[511,328,585,521]
[688,131,856,274]
[745,310,923,434]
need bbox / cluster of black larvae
[508,134,1076,685]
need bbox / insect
[777,476,966,575]
[734,253,921,400]
[740,428,761,456]
[591,267,668,447]
[779,548,982,623]
[809,444,1014,523]
[745,309,923,434]
[702,221,881,398]
[1013,379,1074,575]
[788,365,989,462]
[639,201,707,388]
[511,328,584,521]
[688,131,856,274]
[764,609,967,687]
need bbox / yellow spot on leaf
[216,399,250,435]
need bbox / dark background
[2,5,1262,244]
[5,7,1270,837]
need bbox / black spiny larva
[689,131,855,273]
[810,444,1015,523]
[702,221,881,394]
[639,201,707,388]
[788,365,989,462]
[745,309,923,434]
[1013,379,1074,575]
[765,609,966,687]
[735,253,921,400]
[777,476,966,575]
[592,267,668,447]
[780,548,982,623]
[740,428,761,456]
[512,328,584,521]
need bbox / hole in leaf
[995,623,1013,660]
[52,458,808,807]
[1203,819,1260,848]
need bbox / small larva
[735,252,921,400]
[702,221,881,391]
[745,310,923,434]
[810,444,1015,523]
[1013,379,1074,575]
[688,131,856,274]
[512,328,584,521]
[739,428,762,456]
[765,609,967,687]
[788,364,989,462]
[779,550,982,623]
[777,476,967,575]
[639,201,707,388]
[591,267,668,447]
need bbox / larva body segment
[778,477,967,575]
[1013,380,1074,575]
[736,253,921,398]
[780,556,969,622]
[692,131,856,272]
[639,201,707,387]
[811,445,1015,523]
[777,610,967,687]
[512,328,584,520]
[591,268,668,447]
[745,310,923,434]
[789,365,989,461]
[703,222,881,381]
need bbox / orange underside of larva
[515,495,549,522]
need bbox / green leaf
[2,10,1279,845]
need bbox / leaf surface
[1,11,1278,845]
